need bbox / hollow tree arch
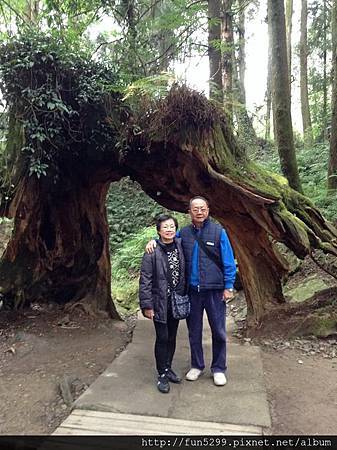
[121,87,337,326]
[1,37,337,327]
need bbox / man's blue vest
[180,219,224,290]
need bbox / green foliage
[92,0,207,82]
[123,73,175,103]
[110,225,155,314]
[297,143,337,221]
[111,225,156,280]
[0,0,105,41]
[259,140,337,222]
[107,177,171,252]
[0,30,122,182]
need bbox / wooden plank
[53,409,263,436]
[70,409,261,433]
[70,410,262,433]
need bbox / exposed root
[310,250,337,281]
[64,299,100,318]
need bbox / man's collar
[192,217,210,230]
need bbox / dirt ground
[0,305,134,434]
[235,257,337,435]
[1,254,337,435]
[1,303,337,435]
[262,347,337,434]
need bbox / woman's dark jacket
[139,238,186,323]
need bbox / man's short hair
[189,196,209,209]
[155,214,179,233]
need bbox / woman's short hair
[155,214,178,233]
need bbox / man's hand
[224,289,234,301]
[145,239,157,254]
[144,309,154,320]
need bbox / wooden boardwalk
[53,409,263,436]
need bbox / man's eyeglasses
[191,208,208,213]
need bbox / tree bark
[300,0,313,147]
[222,0,234,120]
[328,0,337,190]
[285,0,293,88]
[0,130,121,318]
[237,0,246,105]
[234,0,259,155]
[265,4,272,141]
[323,0,329,141]
[208,0,223,103]
[25,0,39,23]
[149,0,174,72]
[268,0,302,193]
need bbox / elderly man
[147,196,236,386]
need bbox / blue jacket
[177,219,236,290]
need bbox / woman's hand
[144,308,155,320]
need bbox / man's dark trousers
[186,289,227,373]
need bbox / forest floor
[0,255,336,434]
[232,257,337,435]
[0,307,135,434]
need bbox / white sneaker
[213,372,227,386]
[185,368,203,381]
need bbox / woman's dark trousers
[154,307,179,375]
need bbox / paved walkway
[53,314,271,435]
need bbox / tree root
[64,297,109,318]
[310,250,337,281]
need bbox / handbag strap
[195,236,223,272]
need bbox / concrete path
[54,315,271,435]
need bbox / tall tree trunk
[121,0,139,77]
[237,0,246,105]
[149,0,174,72]
[235,0,259,154]
[265,4,272,141]
[25,0,39,23]
[323,0,328,141]
[208,0,223,103]
[268,0,302,193]
[222,0,234,120]
[285,0,293,88]
[328,0,337,190]
[0,150,121,317]
[300,0,313,146]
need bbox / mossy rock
[292,312,337,338]
[284,275,329,303]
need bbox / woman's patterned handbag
[171,292,190,320]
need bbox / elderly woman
[139,214,186,393]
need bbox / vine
[0,30,124,187]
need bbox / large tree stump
[1,36,337,326]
